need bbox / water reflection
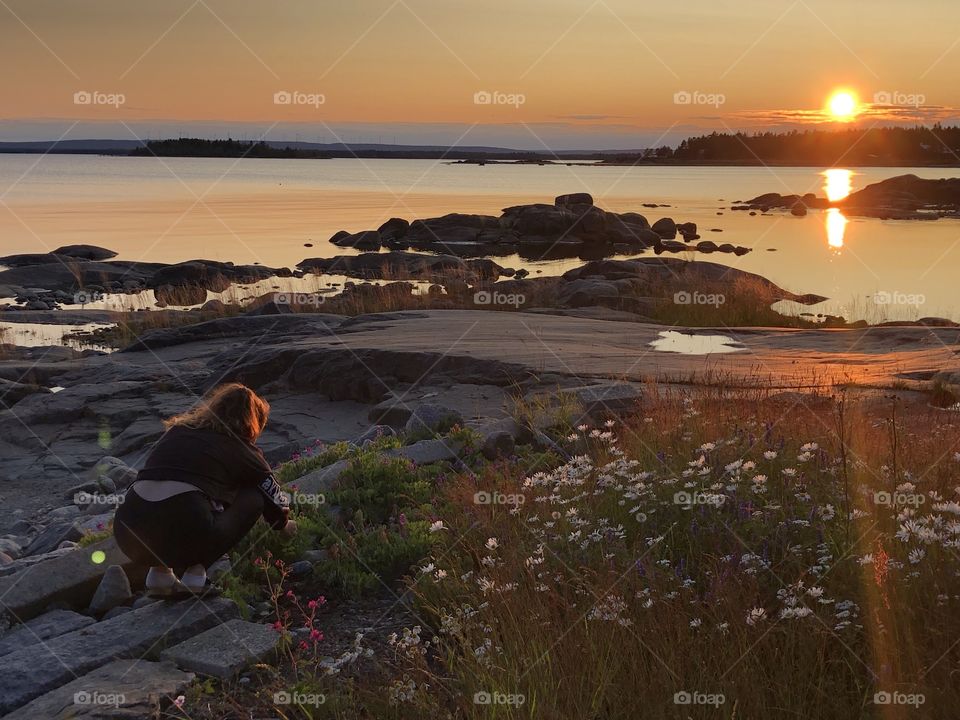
[823,168,853,202]
[822,169,852,250]
[826,208,848,250]
[649,330,744,355]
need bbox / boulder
[0,598,237,713]
[368,398,414,428]
[556,279,620,308]
[555,192,594,207]
[331,230,382,250]
[0,378,49,408]
[354,424,397,446]
[404,403,464,434]
[404,214,501,245]
[3,659,195,720]
[0,610,95,658]
[651,218,677,238]
[50,245,118,261]
[481,430,515,460]
[160,619,281,679]
[378,217,411,247]
[91,456,137,492]
[88,565,132,615]
[790,201,807,216]
[570,383,644,420]
[22,520,83,557]
[0,538,137,621]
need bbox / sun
[827,90,859,121]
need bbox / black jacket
[137,425,289,529]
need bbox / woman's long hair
[164,383,270,443]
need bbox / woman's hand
[281,519,298,537]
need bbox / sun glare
[827,90,859,121]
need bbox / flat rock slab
[0,609,95,657]
[161,618,280,678]
[0,538,138,622]
[5,659,194,719]
[0,597,238,714]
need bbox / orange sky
[1,0,958,148]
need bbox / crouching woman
[115,383,295,598]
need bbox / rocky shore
[0,193,754,313]
[732,173,960,219]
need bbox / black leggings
[114,487,264,570]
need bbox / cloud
[728,103,959,127]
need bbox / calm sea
[1,155,958,322]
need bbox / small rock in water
[89,565,132,614]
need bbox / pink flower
[299,640,309,650]
[174,695,186,708]
[310,628,323,641]
[271,620,284,632]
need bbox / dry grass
[376,390,960,719]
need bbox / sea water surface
[1,155,959,322]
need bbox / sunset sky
[2,0,958,149]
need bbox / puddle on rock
[649,330,745,355]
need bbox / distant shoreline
[0,148,958,169]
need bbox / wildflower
[435,569,448,582]
[689,617,702,628]
[429,520,447,533]
[485,537,499,550]
[174,696,186,709]
[763,450,778,460]
[908,548,926,565]
[800,442,819,452]
[746,607,766,626]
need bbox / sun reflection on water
[823,168,853,202]
[822,169,852,250]
[826,208,848,250]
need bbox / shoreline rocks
[732,174,960,219]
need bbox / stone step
[0,597,238,714]
[4,659,194,719]
[161,618,281,679]
[0,610,94,658]
[0,537,140,622]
